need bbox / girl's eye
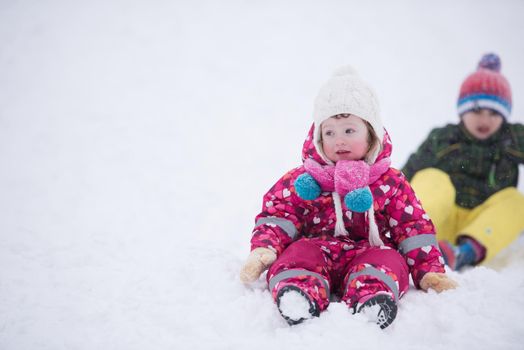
[345,128,354,134]
[325,131,334,137]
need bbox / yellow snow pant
[410,168,524,262]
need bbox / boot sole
[356,293,397,329]
[276,285,320,325]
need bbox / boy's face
[321,115,370,162]
[461,108,504,140]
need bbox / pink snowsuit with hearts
[250,124,445,312]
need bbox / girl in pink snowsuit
[240,66,457,328]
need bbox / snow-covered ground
[1,1,524,349]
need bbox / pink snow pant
[267,236,409,312]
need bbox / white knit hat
[313,66,384,164]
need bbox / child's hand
[420,272,458,293]
[239,247,277,284]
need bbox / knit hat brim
[457,94,511,119]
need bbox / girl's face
[321,115,370,162]
[462,108,504,140]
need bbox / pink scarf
[302,157,390,243]
[303,158,391,197]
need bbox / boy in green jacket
[402,53,524,270]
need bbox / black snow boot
[276,285,320,325]
[355,293,397,329]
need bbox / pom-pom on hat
[457,53,512,119]
[313,66,384,164]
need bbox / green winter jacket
[402,122,524,209]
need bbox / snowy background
[1,0,524,349]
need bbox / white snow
[1,0,524,349]
[358,303,383,324]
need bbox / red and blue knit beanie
[457,53,512,119]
